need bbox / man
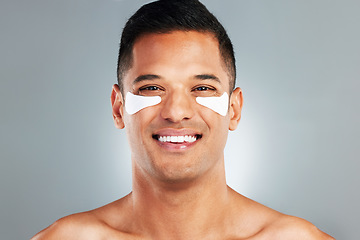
[32,0,334,239]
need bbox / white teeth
[188,136,197,143]
[157,135,198,143]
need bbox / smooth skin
[32,31,334,240]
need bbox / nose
[160,91,195,122]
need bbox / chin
[153,164,208,185]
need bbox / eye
[138,85,164,96]
[192,85,216,92]
[195,86,210,91]
[140,86,160,91]
[192,85,217,97]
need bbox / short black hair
[117,0,236,93]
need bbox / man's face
[112,31,242,183]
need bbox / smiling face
[111,31,243,183]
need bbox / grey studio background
[0,0,359,239]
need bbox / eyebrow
[132,73,221,84]
[194,74,221,83]
[133,74,161,84]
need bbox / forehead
[134,30,219,59]
[124,31,229,90]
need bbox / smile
[152,134,202,144]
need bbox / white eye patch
[196,92,229,116]
[125,92,161,115]
[125,92,229,116]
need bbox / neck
[130,158,231,239]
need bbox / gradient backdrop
[1,0,359,239]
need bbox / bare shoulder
[31,212,108,240]
[229,190,334,239]
[31,195,136,240]
[263,215,335,240]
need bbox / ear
[228,87,243,131]
[111,84,125,129]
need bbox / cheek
[123,107,157,137]
[200,107,230,133]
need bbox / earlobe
[111,84,125,129]
[229,87,243,131]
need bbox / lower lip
[155,139,198,151]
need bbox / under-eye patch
[125,92,161,115]
[196,92,229,116]
[125,92,228,116]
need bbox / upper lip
[153,128,202,137]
